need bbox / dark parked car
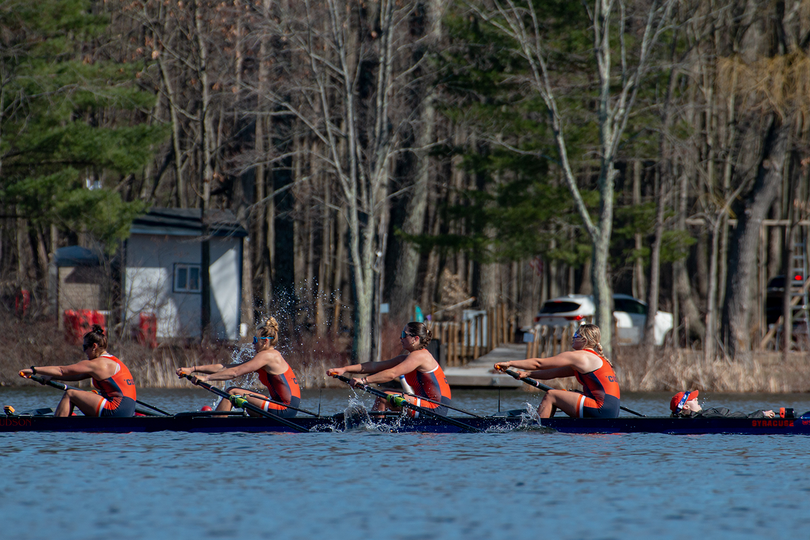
[765,274,808,326]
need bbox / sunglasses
[253,336,274,344]
[401,331,417,339]
[572,332,583,340]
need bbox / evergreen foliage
[0,0,166,248]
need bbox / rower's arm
[33,360,101,381]
[364,355,419,385]
[499,351,594,372]
[495,358,545,371]
[177,363,225,376]
[526,366,577,380]
[204,357,267,381]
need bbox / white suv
[533,293,673,346]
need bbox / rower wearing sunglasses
[176,317,301,417]
[327,321,452,416]
[494,323,621,419]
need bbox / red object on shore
[138,313,158,348]
[64,310,107,345]
[15,290,30,317]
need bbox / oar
[23,372,171,416]
[498,367,646,417]
[180,374,309,433]
[395,389,485,419]
[332,374,482,432]
[231,392,322,418]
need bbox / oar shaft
[333,375,482,432]
[234,393,321,418]
[500,368,646,418]
[27,374,169,416]
[396,389,484,418]
[181,374,308,433]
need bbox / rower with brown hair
[494,323,621,419]
[176,316,301,417]
[327,321,452,416]
[19,325,137,417]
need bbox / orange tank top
[91,354,137,402]
[574,349,620,405]
[403,364,452,404]
[257,364,301,405]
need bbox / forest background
[2,0,810,391]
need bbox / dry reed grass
[2,313,808,392]
[717,53,810,116]
[615,345,810,393]
[0,314,351,389]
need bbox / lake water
[2,387,810,540]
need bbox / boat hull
[541,415,810,435]
[2,411,809,434]
[0,413,522,434]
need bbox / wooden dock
[444,343,526,388]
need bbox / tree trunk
[633,160,646,302]
[194,0,214,339]
[722,115,789,361]
[390,97,433,321]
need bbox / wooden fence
[523,322,581,359]
[431,304,518,367]
[430,306,595,367]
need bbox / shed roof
[55,246,103,268]
[129,208,247,238]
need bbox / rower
[494,323,621,419]
[176,317,301,418]
[326,321,452,417]
[19,325,137,417]
[670,390,777,419]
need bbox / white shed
[123,208,247,342]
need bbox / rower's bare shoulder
[566,350,600,371]
[412,348,438,368]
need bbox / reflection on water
[2,388,810,540]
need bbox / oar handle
[499,367,554,392]
[332,374,482,433]
[26,373,71,391]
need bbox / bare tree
[469,0,676,356]
[246,0,435,361]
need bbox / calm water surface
[2,387,809,540]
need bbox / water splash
[342,398,372,430]
[250,281,352,387]
[227,343,260,390]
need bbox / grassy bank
[2,316,808,393]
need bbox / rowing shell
[2,410,810,434]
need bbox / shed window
[174,264,201,293]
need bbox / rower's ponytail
[258,317,279,347]
[83,324,108,351]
